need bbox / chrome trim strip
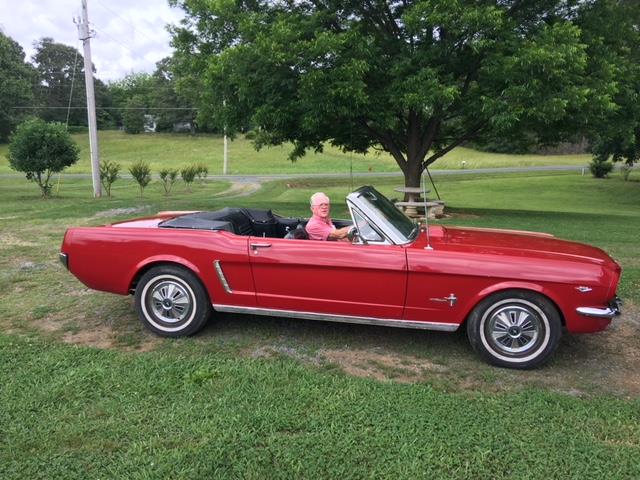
[213,260,233,294]
[212,304,460,332]
[59,252,69,270]
[576,307,618,319]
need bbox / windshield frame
[346,186,419,245]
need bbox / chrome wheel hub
[488,305,540,354]
[150,280,191,324]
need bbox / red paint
[61,216,621,334]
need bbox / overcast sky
[0,0,185,82]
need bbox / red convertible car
[60,186,621,369]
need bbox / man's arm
[328,226,351,240]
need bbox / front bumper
[576,296,622,319]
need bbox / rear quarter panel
[61,226,255,307]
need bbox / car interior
[158,208,352,240]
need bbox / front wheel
[135,265,211,337]
[466,290,562,369]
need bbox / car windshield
[356,187,418,242]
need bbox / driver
[305,192,351,241]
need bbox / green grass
[1,171,639,478]
[0,130,592,175]
[1,334,639,479]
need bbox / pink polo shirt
[305,215,335,241]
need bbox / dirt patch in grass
[238,305,640,397]
[0,233,40,248]
[21,294,640,397]
[321,349,448,383]
[62,326,115,349]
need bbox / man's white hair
[310,192,329,206]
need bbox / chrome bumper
[59,252,69,270]
[576,297,622,319]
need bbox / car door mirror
[347,226,366,244]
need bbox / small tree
[100,160,121,197]
[181,165,197,192]
[195,163,208,183]
[159,168,179,195]
[123,95,145,134]
[8,118,79,197]
[129,161,151,197]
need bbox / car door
[248,236,407,319]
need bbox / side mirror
[347,226,366,244]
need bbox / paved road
[0,164,587,184]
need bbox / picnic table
[393,186,445,219]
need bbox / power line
[94,0,161,46]
[11,106,197,110]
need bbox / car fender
[461,280,564,324]
[128,255,203,292]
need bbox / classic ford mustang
[60,186,621,368]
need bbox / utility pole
[76,0,101,197]
[223,99,228,175]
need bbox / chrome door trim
[212,304,460,332]
[213,260,233,294]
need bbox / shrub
[8,118,80,197]
[100,160,121,197]
[159,168,179,195]
[129,161,152,197]
[181,165,198,192]
[589,157,614,178]
[195,163,208,183]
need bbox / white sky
[0,0,185,82]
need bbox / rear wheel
[467,290,562,369]
[135,265,211,337]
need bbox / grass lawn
[1,171,639,479]
[0,130,592,175]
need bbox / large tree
[170,0,616,187]
[32,37,112,128]
[107,61,196,132]
[0,31,37,142]
[151,57,196,132]
[579,0,639,168]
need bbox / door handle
[250,242,272,251]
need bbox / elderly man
[305,192,351,241]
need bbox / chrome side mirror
[347,226,366,244]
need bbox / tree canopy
[107,60,196,132]
[170,0,619,186]
[31,37,112,128]
[8,118,79,197]
[0,31,37,142]
[579,0,639,167]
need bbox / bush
[129,161,151,197]
[620,164,633,181]
[181,165,198,192]
[159,168,179,195]
[8,118,79,197]
[100,160,121,197]
[589,157,614,178]
[195,163,208,183]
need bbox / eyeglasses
[313,203,330,208]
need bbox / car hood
[442,226,618,268]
